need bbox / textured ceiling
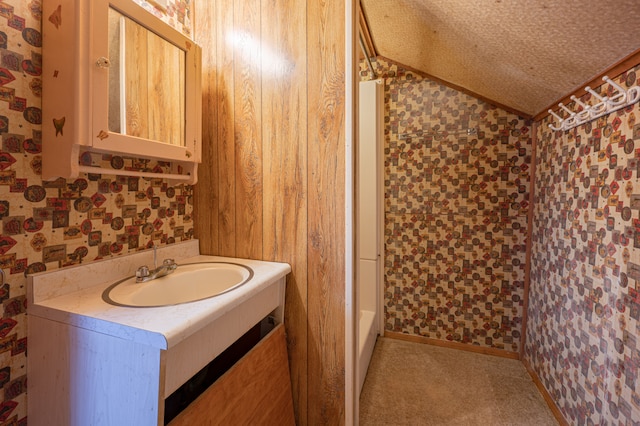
[360,0,640,117]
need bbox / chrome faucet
[135,245,177,283]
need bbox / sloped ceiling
[360,0,640,117]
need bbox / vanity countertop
[27,240,291,350]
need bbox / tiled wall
[0,0,193,422]
[525,68,640,424]
[363,59,532,353]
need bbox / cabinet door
[169,325,295,426]
[91,0,201,162]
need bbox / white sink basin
[102,262,254,307]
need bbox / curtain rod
[359,33,377,79]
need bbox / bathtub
[358,309,377,392]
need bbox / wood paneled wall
[194,1,346,424]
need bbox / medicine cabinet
[42,0,202,184]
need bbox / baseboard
[384,331,520,359]
[521,357,569,426]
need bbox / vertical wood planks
[194,0,219,255]
[233,0,263,259]
[306,0,346,423]
[194,0,347,423]
[260,0,309,421]
[217,0,237,256]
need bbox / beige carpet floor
[359,337,558,426]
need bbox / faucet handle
[136,265,150,279]
[163,259,177,270]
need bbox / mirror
[107,7,186,147]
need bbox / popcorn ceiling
[361,0,640,116]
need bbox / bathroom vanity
[27,240,293,425]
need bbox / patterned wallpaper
[525,68,640,424]
[134,0,192,37]
[0,0,193,422]
[362,59,532,353]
